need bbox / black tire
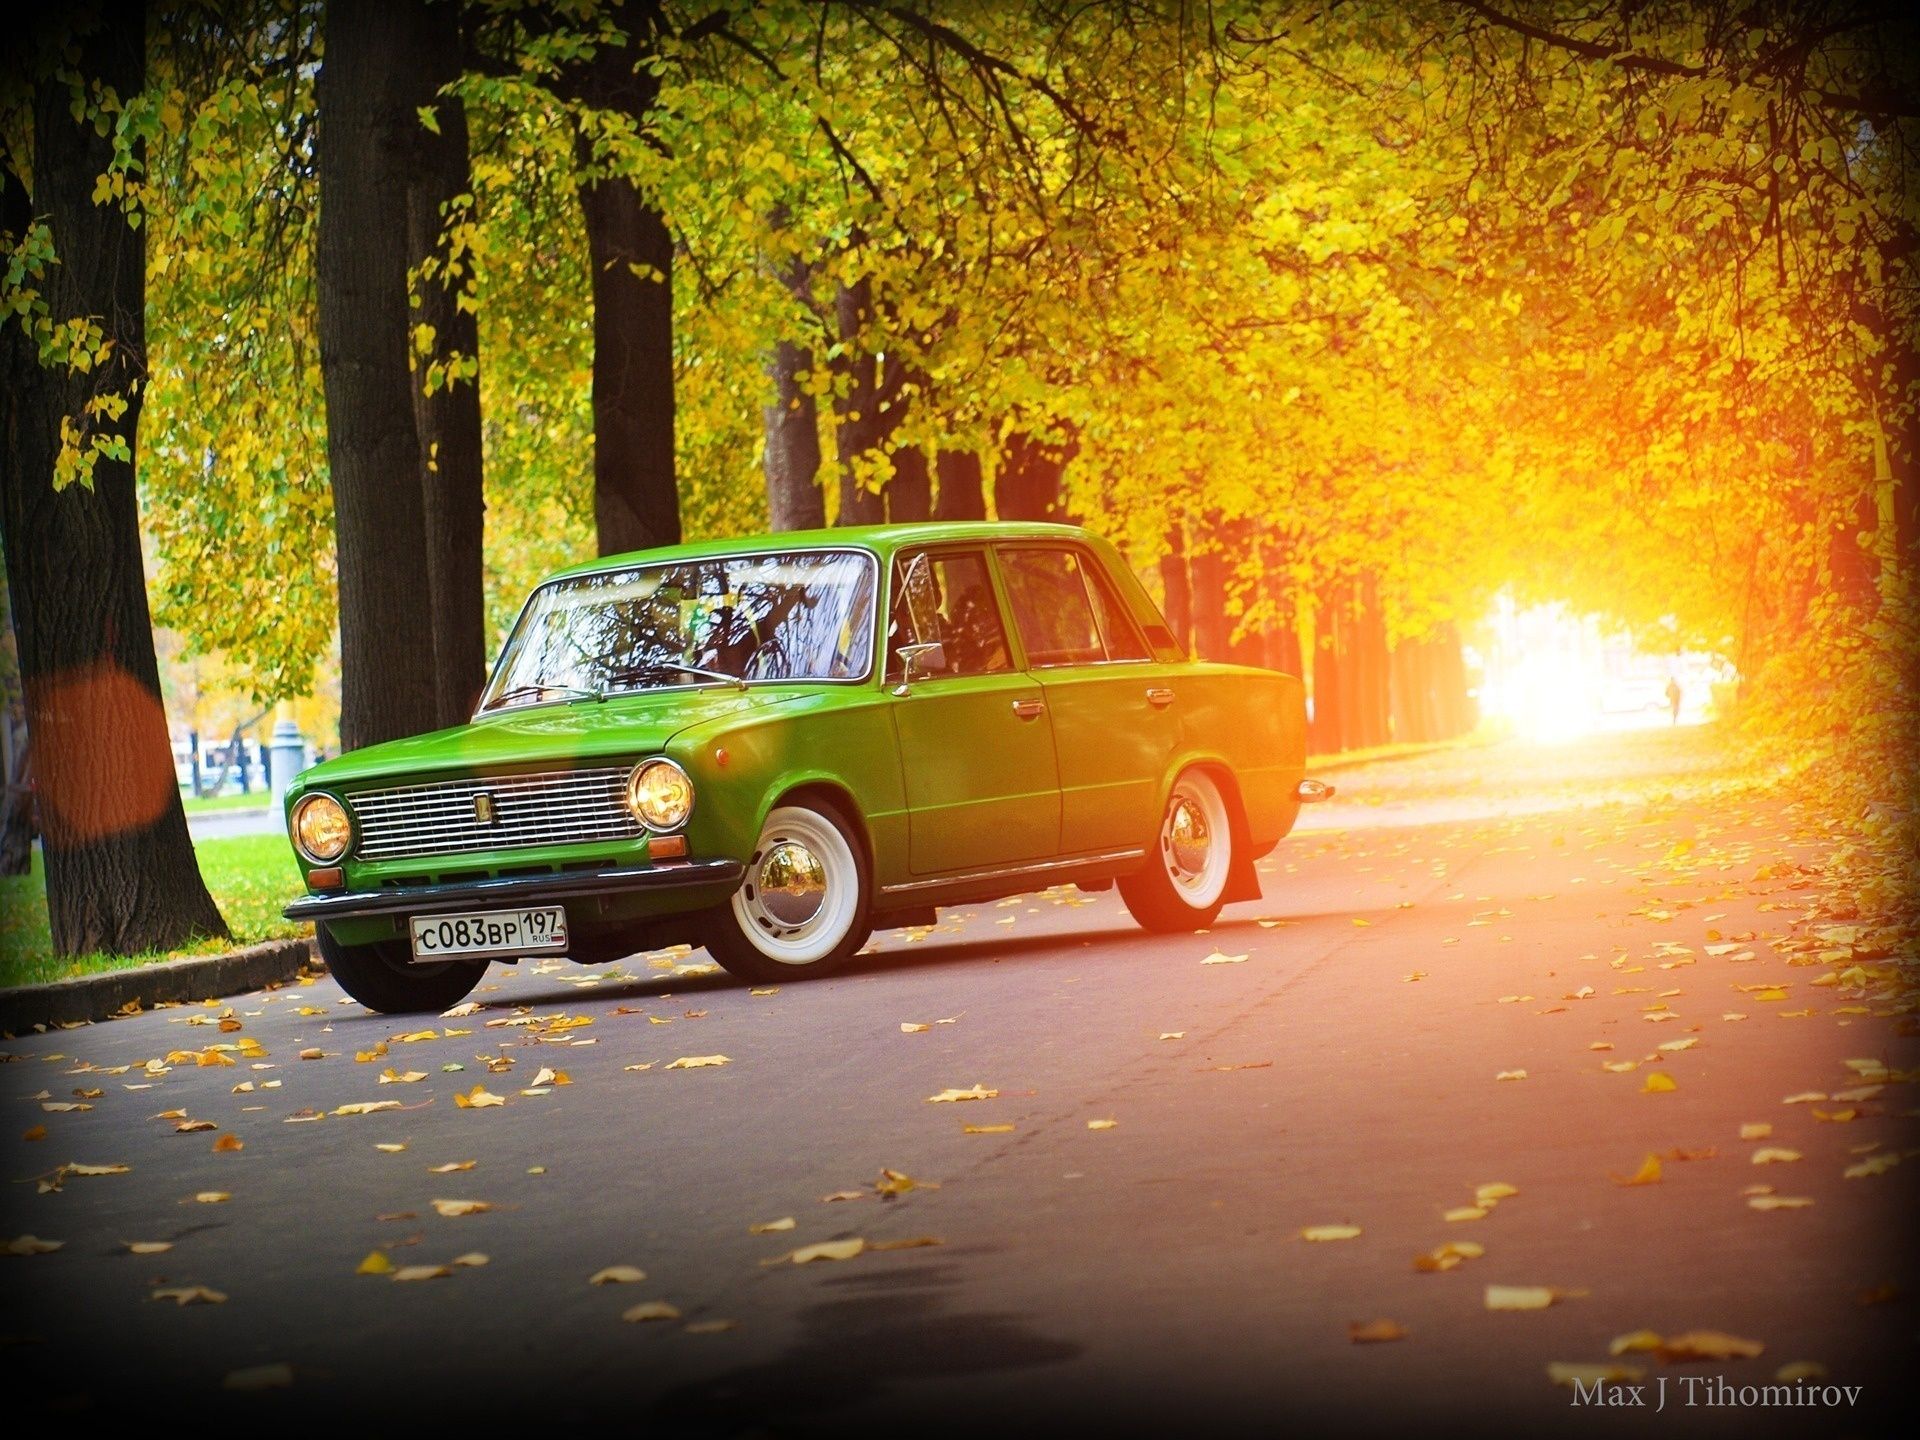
[703,799,872,985]
[1119,768,1237,933]
[317,926,486,1014]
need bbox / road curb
[0,936,322,1035]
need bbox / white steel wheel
[1160,771,1231,907]
[706,804,869,981]
[1119,768,1237,933]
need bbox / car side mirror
[892,641,948,695]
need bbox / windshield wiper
[484,682,603,711]
[601,661,747,693]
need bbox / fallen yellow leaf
[1349,1319,1406,1343]
[357,1250,394,1276]
[1612,1154,1662,1186]
[589,1265,648,1285]
[1642,1072,1678,1093]
[1300,1225,1362,1242]
[1549,1362,1646,1388]
[665,1056,730,1069]
[453,1086,505,1109]
[430,1199,492,1217]
[152,1285,227,1305]
[5,1236,63,1255]
[1485,1285,1560,1311]
[926,1085,997,1103]
[392,1264,452,1282]
[749,1217,796,1234]
[623,1301,682,1322]
[790,1239,865,1264]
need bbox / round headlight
[627,759,694,831]
[292,792,351,863]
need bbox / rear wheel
[703,801,871,984]
[1119,769,1235,932]
[317,926,486,1015]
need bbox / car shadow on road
[462,908,1389,1015]
[650,1256,1079,1427]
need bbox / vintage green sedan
[282,522,1330,1012]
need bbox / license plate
[409,907,569,961]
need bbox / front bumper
[283,859,745,924]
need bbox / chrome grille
[349,766,641,861]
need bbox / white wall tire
[704,802,871,982]
[1119,769,1236,932]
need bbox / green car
[282,522,1330,1013]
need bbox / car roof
[546,520,1093,583]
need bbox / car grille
[349,766,642,861]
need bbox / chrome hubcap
[753,840,827,927]
[1166,797,1211,880]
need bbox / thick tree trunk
[830,277,888,526]
[763,336,824,530]
[1159,525,1192,654]
[933,450,985,520]
[318,0,440,750]
[556,0,678,556]
[888,445,932,521]
[1311,591,1343,753]
[405,0,486,727]
[994,429,1076,522]
[0,23,229,954]
[1189,534,1228,662]
[576,170,677,555]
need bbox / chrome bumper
[283,858,745,923]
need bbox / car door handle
[1011,698,1047,720]
[1146,687,1176,708]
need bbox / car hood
[293,689,805,793]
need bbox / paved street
[4,727,1911,1435]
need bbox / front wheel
[1119,769,1236,933]
[317,926,486,1015]
[703,801,871,984]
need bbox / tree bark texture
[1158,524,1192,654]
[994,429,1076,522]
[567,0,678,557]
[887,444,931,521]
[0,19,229,954]
[318,0,441,750]
[404,0,486,727]
[763,335,824,530]
[830,277,890,526]
[933,450,985,520]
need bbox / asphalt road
[4,726,1912,1437]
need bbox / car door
[995,543,1179,855]
[886,546,1062,875]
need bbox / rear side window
[999,548,1107,667]
[1082,562,1150,661]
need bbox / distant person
[1665,675,1682,725]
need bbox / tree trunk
[1311,591,1344,753]
[1159,524,1192,654]
[405,0,486,727]
[994,428,1076,521]
[888,445,932,521]
[830,277,888,526]
[318,0,441,750]
[1189,536,1228,662]
[1,723,32,878]
[556,0,678,557]
[0,21,229,954]
[576,168,677,555]
[933,450,985,520]
[763,335,824,530]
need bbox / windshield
[479,549,877,712]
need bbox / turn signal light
[649,834,687,859]
[306,866,345,890]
